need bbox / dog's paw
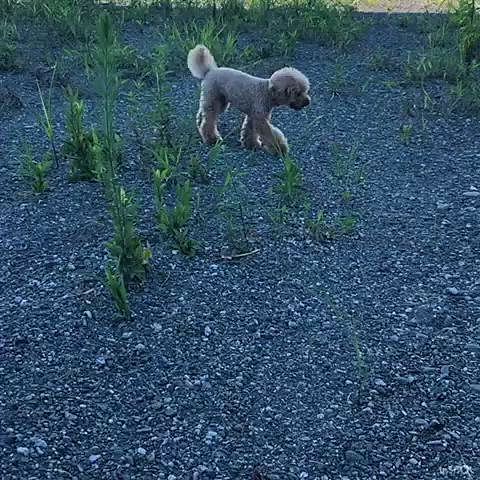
[261,140,289,157]
[241,138,261,150]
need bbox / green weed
[218,167,251,253]
[64,87,98,180]
[21,146,52,193]
[94,12,151,285]
[36,69,59,166]
[105,264,131,321]
[154,176,197,256]
[275,155,303,204]
[164,19,239,71]
[307,210,337,241]
[400,124,413,144]
[329,62,347,96]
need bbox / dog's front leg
[255,119,289,157]
[241,116,261,150]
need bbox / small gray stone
[137,447,147,455]
[414,419,428,427]
[465,343,480,353]
[470,384,480,393]
[89,454,101,463]
[17,447,30,456]
[33,438,47,449]
[446,287,461,296]
[374,378,386,387]
[463,191,480,197]
[398,375,415,384]
[96,356,106,366]
[165,406,177,416]
[205,430,218,442]
[345,450,364,464]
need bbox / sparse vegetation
[405,1,480,112]
[105,264,131,320]
[218,166,252,254]
[154,175,198,256]
[36,70,59,166]
[63,87,99,180]
[0,18,18,71]
[329,62,347,96]
[93,12,151,298]
[275,155,304,205]
[400,124,413,144]
[3,2,479,478]
[21,146,53,193]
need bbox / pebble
[463,191,480,197]
[204,326,211,337]
[137,447,147,455]
[168,475,176,480]
[135,343,146,351]
[122,332,132,339]
[374,378,387,387]
[414,419,428,427]
[465,343,480,352]
[205,430,218,442]
[96,356,106,366]
[427,440,446,449]
[470,384,480,393]
[89,454,101,463]
[165,406,177,416]
[345,450,364,464]
[65,411,77,420]
[446,287,461,296]
[398,375,415,384]
[32,438,47,449]
[16,447,30,456]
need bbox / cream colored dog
[187,44,310,156]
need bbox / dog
[187,44,310,156]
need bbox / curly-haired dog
[187,44,310,156]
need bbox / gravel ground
[1,9,479,480]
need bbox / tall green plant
[64,87,98,180]
[93,12,151,289]
[36,68,59,166]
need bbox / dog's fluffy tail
[187,44,217,80]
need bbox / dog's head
[269,67,310,110]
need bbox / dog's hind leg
[241,116,261,150]
[255,118,289,157]
[198,91,226,145]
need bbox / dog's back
[204,67,270,115]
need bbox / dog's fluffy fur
[187,44,310,156]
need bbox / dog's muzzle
[290,97,311,110]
